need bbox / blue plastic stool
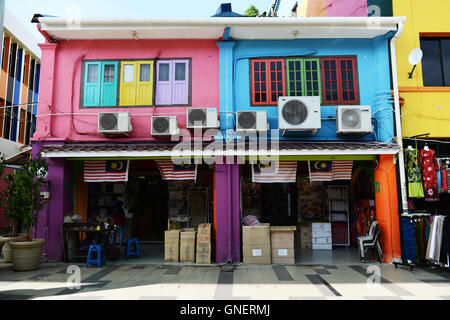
[86,244,105,268]
[126,238,140,259]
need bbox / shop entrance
[240,160,379,265]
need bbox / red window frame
[321,56,359,105]
[251,59,286,105]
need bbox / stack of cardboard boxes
[164,223,212,264]
[196,223,211,264]
[312,223,332,250]
[299,225,312,249]
[242,224,271,264]
[270,226,296,264]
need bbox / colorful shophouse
[33,5,405,264]
[0,8,41,228]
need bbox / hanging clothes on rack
[426,215,447,264]
[439,216,449,266]
[419,147,440,202]
[400,216,417,263]
[404,147,425,198]
[437,158,450,193]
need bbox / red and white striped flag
[252,161,297,183]
[331,161,353,180]
[84,160,129,182]
[155,159,197,180]
[309,160,353,182]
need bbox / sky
[5,0,299,43]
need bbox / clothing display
[437,158,450,193]
[419,147,439,202]
[425,215,449,266]
[404,147,425,198]
[400,217,417,263]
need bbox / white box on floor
[312,243,332,250]
[312,223,331,232]
[312,237,332,244]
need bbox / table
[62,223,100,263]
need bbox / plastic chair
[357,221,378,258]
[359,227,383,263]
[126,238,140,259]
[86,244,105,268]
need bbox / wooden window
[286,58,321,99]
[155,60,189,105]
[321,57,358,105]
[251,59,286,105]
[119,60,154,106]
[83,61,118,107]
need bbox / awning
[40,141,400,160]
[5,147,32,167]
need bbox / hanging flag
[331,160,353,180]
[252,161,297,183]
[309,161,332,181]
[84,160,129,182]
[155,159,197,180]
[309,160,353,182]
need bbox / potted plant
[1,155,48,271]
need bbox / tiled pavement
[0,262,449,300]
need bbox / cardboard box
[312,223,331,233]
[180,231,196,263]
[164,230,181,262]
[270,226,296,264]
[312,243,332,250]
[312,236,332,244]
[197,223,211,244]
[242,224,271,264]
[196,242,211,264]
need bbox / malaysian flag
[309,161,353,182]
[155,159,197,180]
[84,160,129,182]
[252,161,297,183]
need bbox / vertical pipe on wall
[0,0,4,59]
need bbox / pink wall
[326,0,368,17]
[33,39,220,143]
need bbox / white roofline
[37,16,406,41]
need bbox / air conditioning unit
[236,111,269,132]
[151,116,179,136]
[98,112,132,136]
[278,96,321,134]
[186,108,219,129]
[336,105,373,135]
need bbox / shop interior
[65,160,214,264]
[240,160,379,265]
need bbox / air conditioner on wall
[336,105,373,135]
[186,108,219,129]
[98,112,132,136]
[236,111,269,132]
[151,116,179,136]
[278,96,321,135]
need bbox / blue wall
[218,36,394,142]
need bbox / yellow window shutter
[119,61,137,106]
[136,61,154,106]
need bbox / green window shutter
[83,62,101,107]
[286,59,303,97]
[303,58,321,102]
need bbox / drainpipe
[389,19,408,215]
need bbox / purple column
[32,142,71,262]
[215,162,241,263]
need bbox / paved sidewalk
[0,262,449,300]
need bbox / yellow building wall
[297,0,327,17]
[393,0,450,138]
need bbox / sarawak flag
[84,160,129,182]
[309,161,353,182]
[155,159,197,180]
[252,161,297,183]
